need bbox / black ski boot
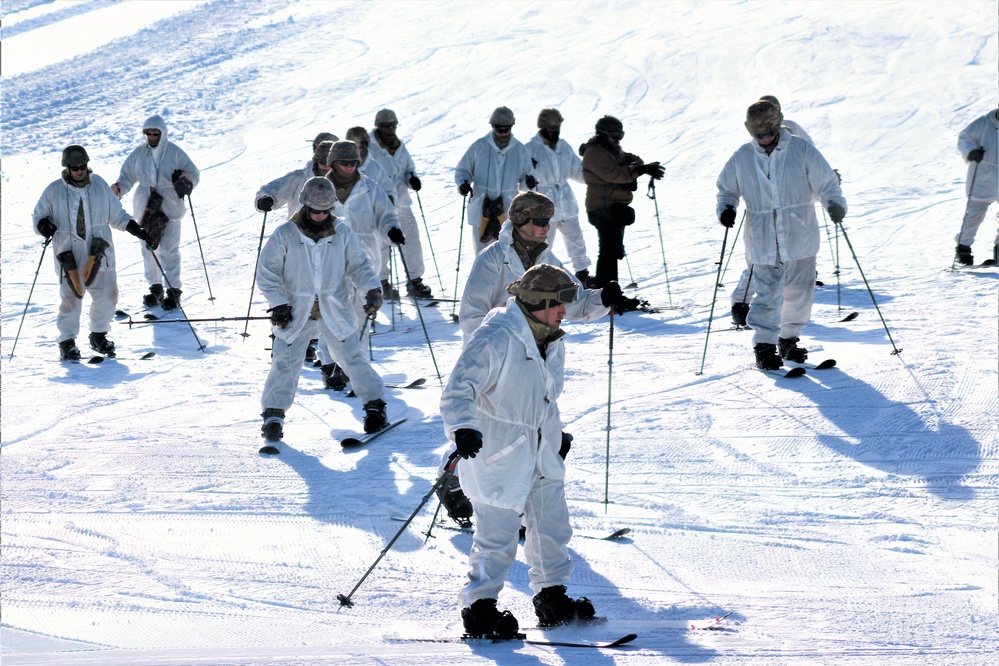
[955,244,974,266]
[304,339,318,364]
[461,598,520,639]
[380,279,399,302]
[778,336,808,363]
[88,332,116,357]
[754,343,783,370]
[406,277,433,298]
[362,399,388,433]
[161,287,182,311]
[321,363,349,391]
[436,472,474,528]
[731,302,750,327]
[143,284,164,307]
[59,338,82,361]
[533,585,596,627]
[261,408,285,441]
[574,269,596,289]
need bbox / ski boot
[406,277,432,298]
[731,302,750,327]
[161,287,182,311]
[574,269,596,289]
[436,472,473,528]
[58,338,82,361]
[88,332,116,357]
[380,279,399,302]
[321,363,349,391]
[304,339,318,364]
[261,408,285,442]
[753,343,783,371]
[461,598,520,639]
[143,284,164,307]
[778,336,808,363]
[362,399,387,433]
[955,244,974,266]
[533,585,596,627]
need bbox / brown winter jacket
[580,136,643,212]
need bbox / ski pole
[646,179,673,308]
[819,206,842,311]
[623,251,637,290]
[337,451,461,607]
[696,225,731,375]
[952,161,980,271]
[413,190,445,293]
[451,194,467,323]
[185,194,215,302]
[148,249,205,352]
[8,237,52,361]
[603,310,615,510]
[241,211,268,338]
[836,221,903,356]
[720,209,746,286]
[395,244,444,386]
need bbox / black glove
[637,161,665,180]
[387,227,406,245]
[559,432,573,460]
[459,181,472,196]
[968,147,985,163]
[454,428,483,459]
[409,175,422,191]
[614,296,641,315]
[36,217,57,239]
[525,174,538,190]
[600,281,623,307]
[833,169,842,185]
[172,169,193,197]
[268,304,292,328]
[827,202,846,224]
[363,288,383,316]
[125,220,149,241]
[720,205,736,228]
[257,196,274,212]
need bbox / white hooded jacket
[366,130,417,207]
[441,298,566,512]
[716,129,845,265]
[116,115,200,221]
[256,216,379,343]
[958,110,999,201]
[255,162,317,219]
[526,134,584,221]
[459,222,608,344]
[33,172,132,278]
[454,133,535,227]
[331,174,399,267]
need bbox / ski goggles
[750,127,780,140]
[511,282,581,307]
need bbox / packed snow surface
[2,1,996,664]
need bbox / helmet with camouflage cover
[299,176,336,211]
[508,191,555,227]
[313,140,335,164]
[537,108,563,129]
[311,132,339,151]
[61,144,89,167]
[490,106,516,126]
[507,263,580,310]
[327,140,361,164]
[745,100,783,136]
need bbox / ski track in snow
[2,1,997,664]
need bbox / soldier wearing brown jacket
[579,116,663,287]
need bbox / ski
[391,518,630,541]
[690,610,734,630]
[839,311,859,322]
[762,366,806,378]
[347,379,424,397]
[258,442,281,455]
[391,632,637,649]
[788,358,836,370]
[371,327,415,336]
[340,417,407,448]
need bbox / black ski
[259,442,281,455]
[839,311,859,322]
[762,366,806,378]
[393,632,637,649]
[347,379,425,397]
[391,518,630,541]
[788,358,836,370]
[340,417,407,448]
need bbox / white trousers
[459,474,573,608]
[57,266,118,343]
[546,215,591,273]
[957,200,998,247]
[141,217,182,289]
[747,254,816,346]
[261,317,384,411]
[381,206,425,281]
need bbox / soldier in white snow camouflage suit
[955,108,999,266]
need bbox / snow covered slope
[2,1,996,664]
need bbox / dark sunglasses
[144,130,161,136]
[607,130,624,140]
[751,127,779,140]
[492,125,512,134]
[527,217,551,227]
[68,164,88,172]
[337,160,360,168]
[377,121,398,129]
[305,206,332,216]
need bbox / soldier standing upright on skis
[33,145,149,360]
[955,108,999,266]
[441,263,597,639]
[112,115,199,311]
[716,99,846,371]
